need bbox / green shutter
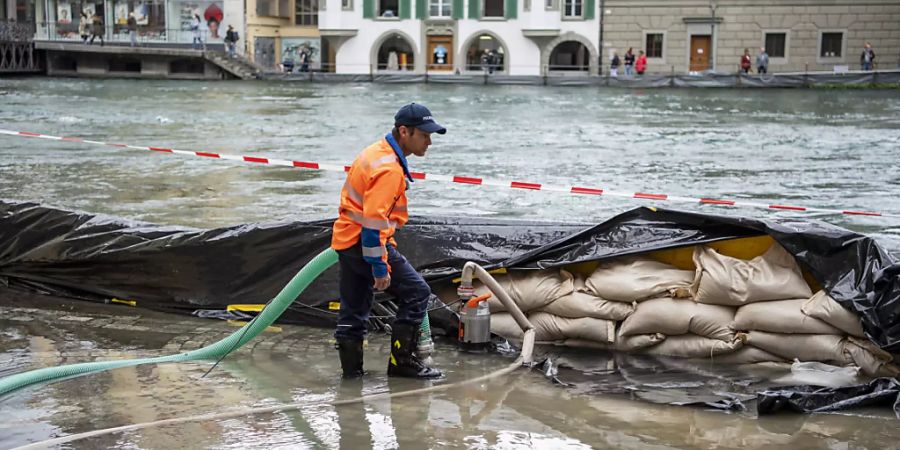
[452,0,463,19]
[416,0,427,18]
[468,0,480,19]
[504,0,516,18]
[584,0,594,20]
[363,0,374,18]
[400,0,411,18]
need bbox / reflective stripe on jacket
[332,134,411,278]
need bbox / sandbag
[528,312,616,344]
[618,297,735,341]
[536,291,634,321]
[744,331,850,365]
[639,334,743,358]
[474,269,574,313]
[801,290,866,338]
[844,337,899,377]
[732,298,843,335]
[698,346,786,365]
[585,257,694,302]
[489,312,524,340]
[616,333,666,352]
[691,243,813,306]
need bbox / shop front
[34,0,238,47]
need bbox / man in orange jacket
[332,103,446,379]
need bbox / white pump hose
[14,262,534,450]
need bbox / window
[295,0,318,25]
[645,33,663,58]
[429,0,450,17]
[483,0,503,17]
[342,0,352,10]
[563,0,580,16]
[379,0,399,17]
[764,32,786,58]
[820,32,842,58]
[545,0,554,10]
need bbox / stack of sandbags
[586,257,695,301]
[474,268,574,313]
[691,242,897,375]
[617,297,742,358]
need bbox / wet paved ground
[3,287,900,449]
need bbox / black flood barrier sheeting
[2,199,900,415]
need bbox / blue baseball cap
[394,103,447,135]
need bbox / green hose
[0,248,339,397]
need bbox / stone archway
[458,30,510,74]
[541,32,598,75]
[370,30,419,72]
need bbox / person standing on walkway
[740,48,752,73]
[861,43,876,71]
[127,12,138,47]
[756,47,769,74]
[331,103,446,380]
[89,13,104,46]
[635,50,647,75]
[78,11,90,43]
[624,48,635,76]
[610,51,621,77]
[191,13,202,49]
[224,25,238,58]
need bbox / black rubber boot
[336,339,366,379]
[387,322,442,379]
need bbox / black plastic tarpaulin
[2,200,899,351]
[3,200,900,415]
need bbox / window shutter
[400,0,411,18]
[363,0,374,17]
[584,0,594,20]
[452,0,463,19]
[504,0,516,19]
[417,0,427,18]
[468,0,480,19]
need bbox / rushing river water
[2,78,900,449]
[1,77,899,253]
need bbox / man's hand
[374,273,391,291]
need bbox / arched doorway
[548,41,590,72]
[376,34,415,71]
[462,33,506,73]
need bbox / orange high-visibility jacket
[332,134,412,278]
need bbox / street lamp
[709,1,717,73]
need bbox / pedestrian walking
[299,47,310,72]
[635,50,647,75]
[756,47,769,74]
[610,51,620,77]
[331,102,446,380]
[624,48,635,76]
[861,43,876,71]
[224,25,239,58]
[191,13,202,49]
[78,11,90,43]
[89,13,104,46]
[127,12,138,47]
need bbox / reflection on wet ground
[3,288,899,449]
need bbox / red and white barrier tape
[2,128,896,219]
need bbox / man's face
[399,126,432,157]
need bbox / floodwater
[0,78,898,253]
[2,78,900,448]
[3,290,900,450]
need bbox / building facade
[6,0,245,51]
[244,0,321,70]
[313,0,899,75]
